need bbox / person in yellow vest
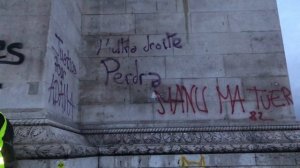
[0,112,15,168]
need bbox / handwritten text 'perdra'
[101,58,161,88]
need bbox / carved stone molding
[11,119,80,133]
[12,119,300,158]
[82,124,300,134]
[15,144,98,159]
[14,125,86,145]
[13,125,97,159]
[12,119,300,134]
[86,130,300,155]
[98,143,299,155]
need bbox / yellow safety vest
[0,112,7,168]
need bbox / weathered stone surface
[256,153,297,166]
[191,13,229,33]
[1,0,298,167]
[96,153,300,168]
[80,104,154,123]
[126,0,156,13]
[189,0,277,12]
[13,124,97,159]
[228,10,281,32]
[0,0,51,16]
[224,53,288,77]
[157,0,177,13]
[193,33,253,55]
[82,0,126,15]
[17,157,99,168]
[82,14,135,35]
[166,55,225,78]
[251,32,285,53]
[17,160,48,168]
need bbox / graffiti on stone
[0,40,25,65]
[48,33,76,119]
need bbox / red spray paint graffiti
[247,86,293,110]
[154,84,293,121]
[154,85,208,115]
[216,85,245,114]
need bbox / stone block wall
[0,0,51,119]
[44,0,82,123]
[98,153,300,168]
[0,0,299,167]
[0,0,82,125]
[17,153,300,168]
[80,0,294,129]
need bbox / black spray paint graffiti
[48,34,76,118]
[51,34,77,75]
[100,57,161,88]
[48,74,74,118]
[0,40,25,65]
[96,32,182,55]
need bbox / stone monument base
[13,120,300,167]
